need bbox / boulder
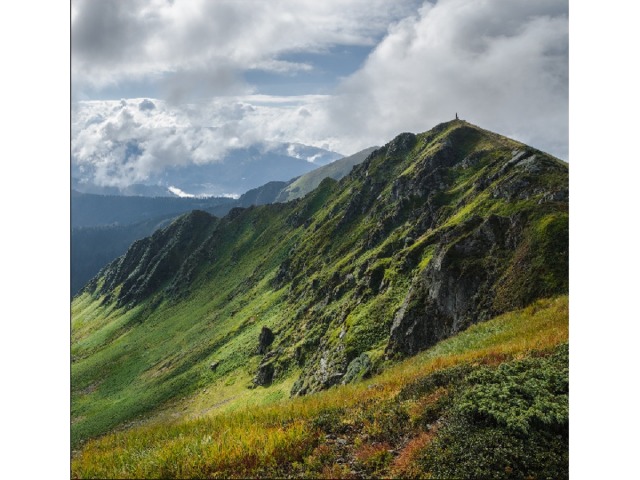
[253,362,275,386]
[342,353,373,384]
[257,326,275,354]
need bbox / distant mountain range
[71,147,376,296]
[72,142,343,198]
[275,146,378,202]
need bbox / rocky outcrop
[386,132,417,157]
[386,215,511,355]
[291,343,349,396]
[342,353,372,384]
[385,205,568,357]
[258,327,275,354]
[253,351,277,386]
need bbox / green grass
[71,119,568,473]
[72,295,568,479]
[71,206,299,446]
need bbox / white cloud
[72,0,568,191]
[321,0,569,159]
[71,0,421,96]
[71,96,342,187]
[167,186,194,197]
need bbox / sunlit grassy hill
[72,119,568,477]
[72,296,568,479]
[275,146,379,202]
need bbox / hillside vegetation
[72,296,568,479]
[72,120,568,477]
[70,153,370,296]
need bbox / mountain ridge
[71,147,379,296]
[275,146,379,202]
[72,119,568,449]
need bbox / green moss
[417,244,437,270]
[494,211,568,311]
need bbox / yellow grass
[72,295,568,479]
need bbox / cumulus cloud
[139,99,156,111]
[71,0,421,98]
[72,0,568,191]
[71,96,340,187]
[321,0,569,159]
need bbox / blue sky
[244,45,374,96]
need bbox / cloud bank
[322,0,568,159]
[71,0,420,99]
[71,96,338,188]
[72,0,568,190]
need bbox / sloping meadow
[72,120,568,468]
[72,296,568,479]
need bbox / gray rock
[387,132,417,157]
[253,360,275,386]
[386,214,518,356]
[257,326,275,354]
[342,353,373,384]
[291,344,349,395]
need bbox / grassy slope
[72,295,568,479]
[71,204,299,445]
[71,120,568,451]
[276,147,378,202]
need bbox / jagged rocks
[252,328,277,385]
[273,257,292,289]
[386,214,521,357]
[253,361,275,386]
[386,132,417,157]
[258,326,275,354]
[365,264,386,295]
[253,350,277,386]
[291,345,349,396]
[90,210,217,308]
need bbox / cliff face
[384,148,568,356]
